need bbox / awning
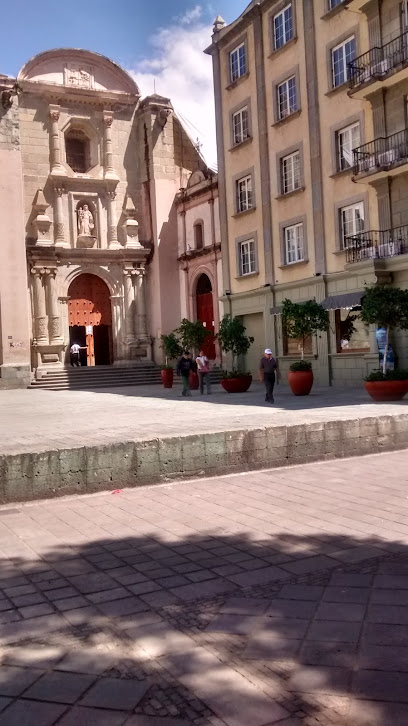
[321,291,365,310]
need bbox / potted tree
[282,299,329,396]
[361,284,408,401]
[160,333,182,388]
[176,319,211,390]
[216,315,254,393]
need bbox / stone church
[0,48,217,387]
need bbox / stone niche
[74,197,98,248]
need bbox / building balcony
[352,129,408,182]
[349,31,408,97]
[345,226,408,264]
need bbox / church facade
[0,48,213,387]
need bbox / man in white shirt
[70,342,82,367]
[196,350,211,395]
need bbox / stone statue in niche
[77,204,96,248]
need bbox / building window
[285,222,304,263]
[277,76,297,120]
[329,0,344,8]
[282,151,301,194]
[335,309,370,352]
[283,332,313,356]
[65,131,89,173]
[232,107,249,145]
[238,238,256,276]
[331,36,356,87]
[273,4,294,50]
[340,202,364,249]
[230,42,246,82]
[337,122,360,171]
[236,174,253,213]
[194,221,204,250]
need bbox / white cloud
[128,10,217,169]
[178,4,202,25]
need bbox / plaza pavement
[0,451,408,724]
[1,382,408,456]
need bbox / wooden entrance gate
[68,274,112,366]
[196,274,216,360]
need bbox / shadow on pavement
[0,511,407,725]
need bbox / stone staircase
[28,365,223,391]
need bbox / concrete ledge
[1,413,408,504]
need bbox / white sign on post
[86,325,93,336]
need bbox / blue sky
[1,1,249,166]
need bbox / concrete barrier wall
[1,414,408,504]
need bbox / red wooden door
[196,291,216,359]
[68,274,112,366]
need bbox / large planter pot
[364,380,408,402]
[189,371,199,390]
[161,368,174,388]
[221,375,252,394]
[288,370,314,396]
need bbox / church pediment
[18,49,140,99]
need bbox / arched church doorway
[68,274,112,366]
[196,273,216,360]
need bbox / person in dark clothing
[176,351,194,397]
[259,348,278,403]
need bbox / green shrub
[365,368,408,382]
[289,360,312,372]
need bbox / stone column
[54,186,67,247]
[110,294,122,362]
[103,112,117,180]
[135,266,148,338]
[107,190,119,248]
[123,269,136,342]
[31,268,48,344]
[45,268,62,344]
[49,105,65,176]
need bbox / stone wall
[1,414,408,503]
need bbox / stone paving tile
[221,597,270,615]
[56,648,117,674]
[0,698,11,713]
[0,665,43,696]
[58,706,128,725]
[205,613,259,635]
[23,670,96,703]
[0,699,67,725]
[288,665,352,694]
[80,677,150,710]
[348,699,408,726]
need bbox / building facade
[0,49,208,387]
[176,170,223,363]
[206,0,408,384]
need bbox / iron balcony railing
[353,129,408,176]
[349,30,408,89]
[345,225,408,263]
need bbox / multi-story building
[206,0,408,385]
[0,48,209,387]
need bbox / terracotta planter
[189,371,199,390]
[221,375,252,393]
[161,368,173,388]
[288,370,314,396]
[364,380,408,402]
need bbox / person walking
[259,348,278,403]
[70,342,81,367]
[196,350,211,395]
[176,351,194,397]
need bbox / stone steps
[29,366,223,391]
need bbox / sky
[1,1,249,168]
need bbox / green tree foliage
[160,333,183,367]
[361,285,408,375]
[216,315,254,372]
[282,299,329,360]
[175,319,211,354]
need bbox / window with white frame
[232,107,249,145]
[236,174,253,212]
[340,202,364,248]
[285,223,304,264]
[230,43,246,82]
[273,4,294,50]
[337,122,360,171]
[282,151,301,194]
[331,36,356,87]
[277,76,297,119]
[238,238,256,276]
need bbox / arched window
[65,130,90,173]
[194,221,204,250]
